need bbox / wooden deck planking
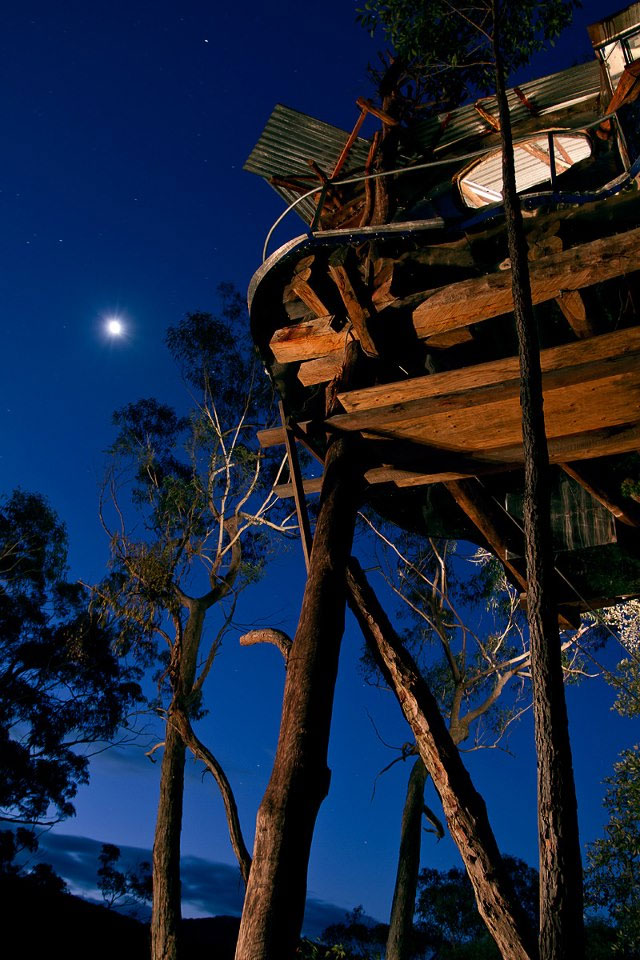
[269,228,640,368]
[270,422,640,496]
[337,326,640,413]
[388,423,640,486]
[335,373,640,453]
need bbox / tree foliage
[94,286,294,959]
[97,842,152,911]
[98,289,289,660]
[0,489,142,831]
[365,529,596,752]
[585,745,640,957]
[357,0,576,113]
[584,603,640,957]
[596,601,640,719]
[320,905,389,958]
[416,857,538,958]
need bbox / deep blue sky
[3,0,638,934]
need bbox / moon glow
[106,318,124,336]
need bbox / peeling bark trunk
[386,757,428,960]
[346,557,537,960]
[151,604,205,960]
[492,15,584,959]
[151,718,187,960]
[234,436,364,960]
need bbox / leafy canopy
[357,0,576,111]
[0,490,143,828]
[586,745,640,957]
[97,842,152,911]
[97,286,290,713]
[417,856,538,957]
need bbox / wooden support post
[346,557,537,960]
[328,248,379,357]
[445,479,579,630]
[235,346,365,960]
[279,400,314,570]
[445,479,526,589]
[555,290,594,339]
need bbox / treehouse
[244,4,640,617]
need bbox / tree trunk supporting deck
[234,431,364,960]
[346,557,537,960]
[493,27,584,959]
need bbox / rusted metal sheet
[244,63,603,226]
[409,61,603,155]
[244,104,370,222]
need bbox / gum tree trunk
[151,603,205,960]
[346,557,537,960]
[151,721,187,960]
[234,434,364,960]
[492,11,584,958]
[386,757,429,960]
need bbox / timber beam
[263,424,640,493]
[555,290,594,339]
[335,326,640,415]
[444,479,527,590]
[269,225,640,366]
[328,247,379,357]
[445,479,580,628]
[278,400,314,570]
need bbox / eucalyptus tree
[95,287,293,960]
[363,528,599,960]
[586,745,640,957]
[356,3,583,956]
[585,601,640,956]
[416,856,539,958]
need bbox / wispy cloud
[32,832,355,938]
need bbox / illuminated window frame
[455,131,593,209]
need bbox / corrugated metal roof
[410,61,603,154]
[244,61,604,223]
[244,104,371,223]
[459,133,592,207]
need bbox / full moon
[106,318,123,336]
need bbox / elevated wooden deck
[246,123,640,611]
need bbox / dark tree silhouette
[0,488,143,850]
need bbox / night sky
[3,0,637,937]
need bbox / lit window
[601,39,628,87]
[456,132,592,209]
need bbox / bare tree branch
[239,628,293,665]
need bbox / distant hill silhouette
[3,874,148,960]
[180,916,241,958]
[2,872,240,959]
